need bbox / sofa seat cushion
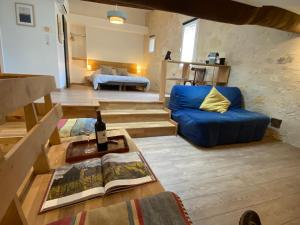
[172,108,270,147]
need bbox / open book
[40,152,156,212]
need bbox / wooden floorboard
[133,135,300,225]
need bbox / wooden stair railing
[0,74,63,225]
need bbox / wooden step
[101,109,170,123]
[0,122,26,138]
[107,121,177,138]
[99,100,164,110]
[0,120,178,140]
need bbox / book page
[41,158,104,212]
[102,152,155,192]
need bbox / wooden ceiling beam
[84,0,300,33]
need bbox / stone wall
[143,11,192,91]
[144,11,300,147]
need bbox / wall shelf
[159,60,231,101]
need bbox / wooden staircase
[99,100,177,138]
[1,101,178,140]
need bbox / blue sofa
[169,85,270,147]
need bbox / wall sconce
[87,64,92,71]
[137,65,142,74]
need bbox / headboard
[87,59,138,74]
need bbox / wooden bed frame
[87,59,138,74]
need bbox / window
[148,35,156,53]
[181,19,198,62]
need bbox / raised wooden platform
[2,100,178,139]
[102,109,170,122]
[99,100,177,137]
[99,100,165,110]
[108,121,177,138]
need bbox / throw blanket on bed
[58,118,96,138]
[47,192,192,225]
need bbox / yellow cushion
[200,87,231,113]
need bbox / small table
[22,129,165,225]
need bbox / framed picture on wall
[15,3,35,27]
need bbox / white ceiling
[69,0,149,26]
[234,0,300,14]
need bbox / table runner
[47,191,192,225]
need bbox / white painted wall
[69,24,88,83]
[86,26,144,65]
[70,25,86,58]
[0,0,67,88]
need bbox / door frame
[62,14,70,88]
[0,28,4,73]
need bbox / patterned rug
[47,191,192,225]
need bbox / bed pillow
[101,66,114,75]
[92,69,101,75]
[116,67,129,76]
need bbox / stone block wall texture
[144,11,300,147]
[143,11,192,91]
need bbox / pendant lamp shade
[107,9,128,24]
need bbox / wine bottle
[95,111,108,151]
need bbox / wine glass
[80,130,94,154]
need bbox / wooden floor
[133,135,300,225]
[48,85,159,105]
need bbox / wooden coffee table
[21,129,164,225]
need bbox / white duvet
[89,73,150,90]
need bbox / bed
[89,73,150,91]
[87,60,150,91]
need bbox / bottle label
[97,131,107,144]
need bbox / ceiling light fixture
[107,5,128,25]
